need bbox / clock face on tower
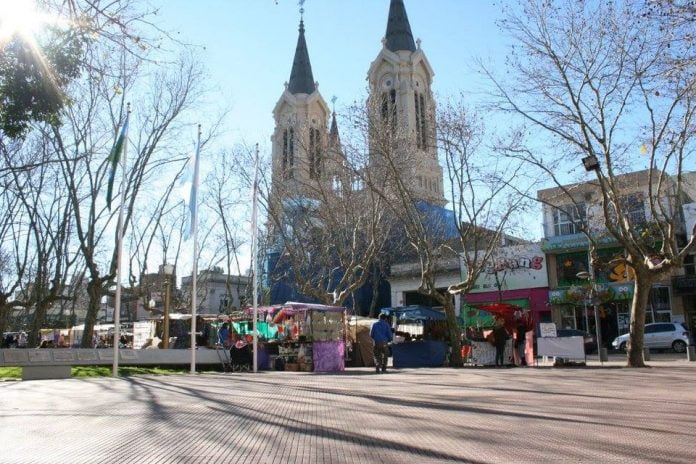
[380,75,393,90]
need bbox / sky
[153,0,512,149]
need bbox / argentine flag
[106,113,130,210]
[180,136,201,241]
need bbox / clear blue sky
[154,0,511,147]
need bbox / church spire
[329,111,340,146]
[385,0,416,53]
[287,20,316,95]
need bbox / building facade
[538,170,695,345]
[461,243,551,331]
[181,267,250,315]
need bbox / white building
[180,268,250,315]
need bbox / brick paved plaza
[2,363,696,463]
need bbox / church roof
[385,0,416,53]
[288,20,316,95]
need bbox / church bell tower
[367,0,445,206]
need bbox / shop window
[556,252,589,286]
[560,306,577,330]
[619,193,646,226]
[684,254,695,276]
[649,286,671,322]
[552,203,586,236]
[595,248,631,283]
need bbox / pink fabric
[312,341,345,372]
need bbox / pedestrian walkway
[1,365,695,463]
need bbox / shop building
[460,243,550,332]
[538,170,695,346]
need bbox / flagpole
[190,124,201,374]
[112,103,130,377]
[251,143,260,373]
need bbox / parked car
[556,329,597,354]
[612,322,690,353]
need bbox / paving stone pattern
[2,365,696,463]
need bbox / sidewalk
[2,363,695,463]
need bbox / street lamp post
[577,269,605,364]
[579,153,607,363]
[163,264,175,349]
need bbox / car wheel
[619,342,627,353]
[672,340,687,354]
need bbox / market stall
[460,303,534,366]
[238,302,347,372]
[382,306,448,368]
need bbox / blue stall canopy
[380,306,447,322]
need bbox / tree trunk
[627,269,653,367]
[28,301,50,348]
[0,295,9,337]
[80,279,103,348]
[443,299,463,367]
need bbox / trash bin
[643,347,650,361]
[599,347,608,362]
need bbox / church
[270,0,445,206]
[267,0,451,309]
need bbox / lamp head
[576,271,591,280]
[582,155,599,171]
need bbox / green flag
[106,113,129,210]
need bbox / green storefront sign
[541,233,619,252]
[549,282,634,305]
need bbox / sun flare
[0,0,62,43]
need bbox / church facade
[267,0,447,308]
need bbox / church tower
[271,19,331,197]
[367,0,445,206]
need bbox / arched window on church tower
[419,94,427,148]
[283,128,295,179]
[415,92,422,148]
[381,88,397,130]
[309,127,322,180]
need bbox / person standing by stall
[371,314,392,373]
[218,323,230,348]
[493,321,509,367]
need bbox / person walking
[493,321,509,367]
[218,323,230,348]
[370,313,393,373]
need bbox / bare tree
[487,0,696,367]
[259,122,392,307]
[343,94,533,366]
[47,47,205,346]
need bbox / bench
[0,348,225,380]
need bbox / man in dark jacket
[370,314,393,373]
[493,321,509,367]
